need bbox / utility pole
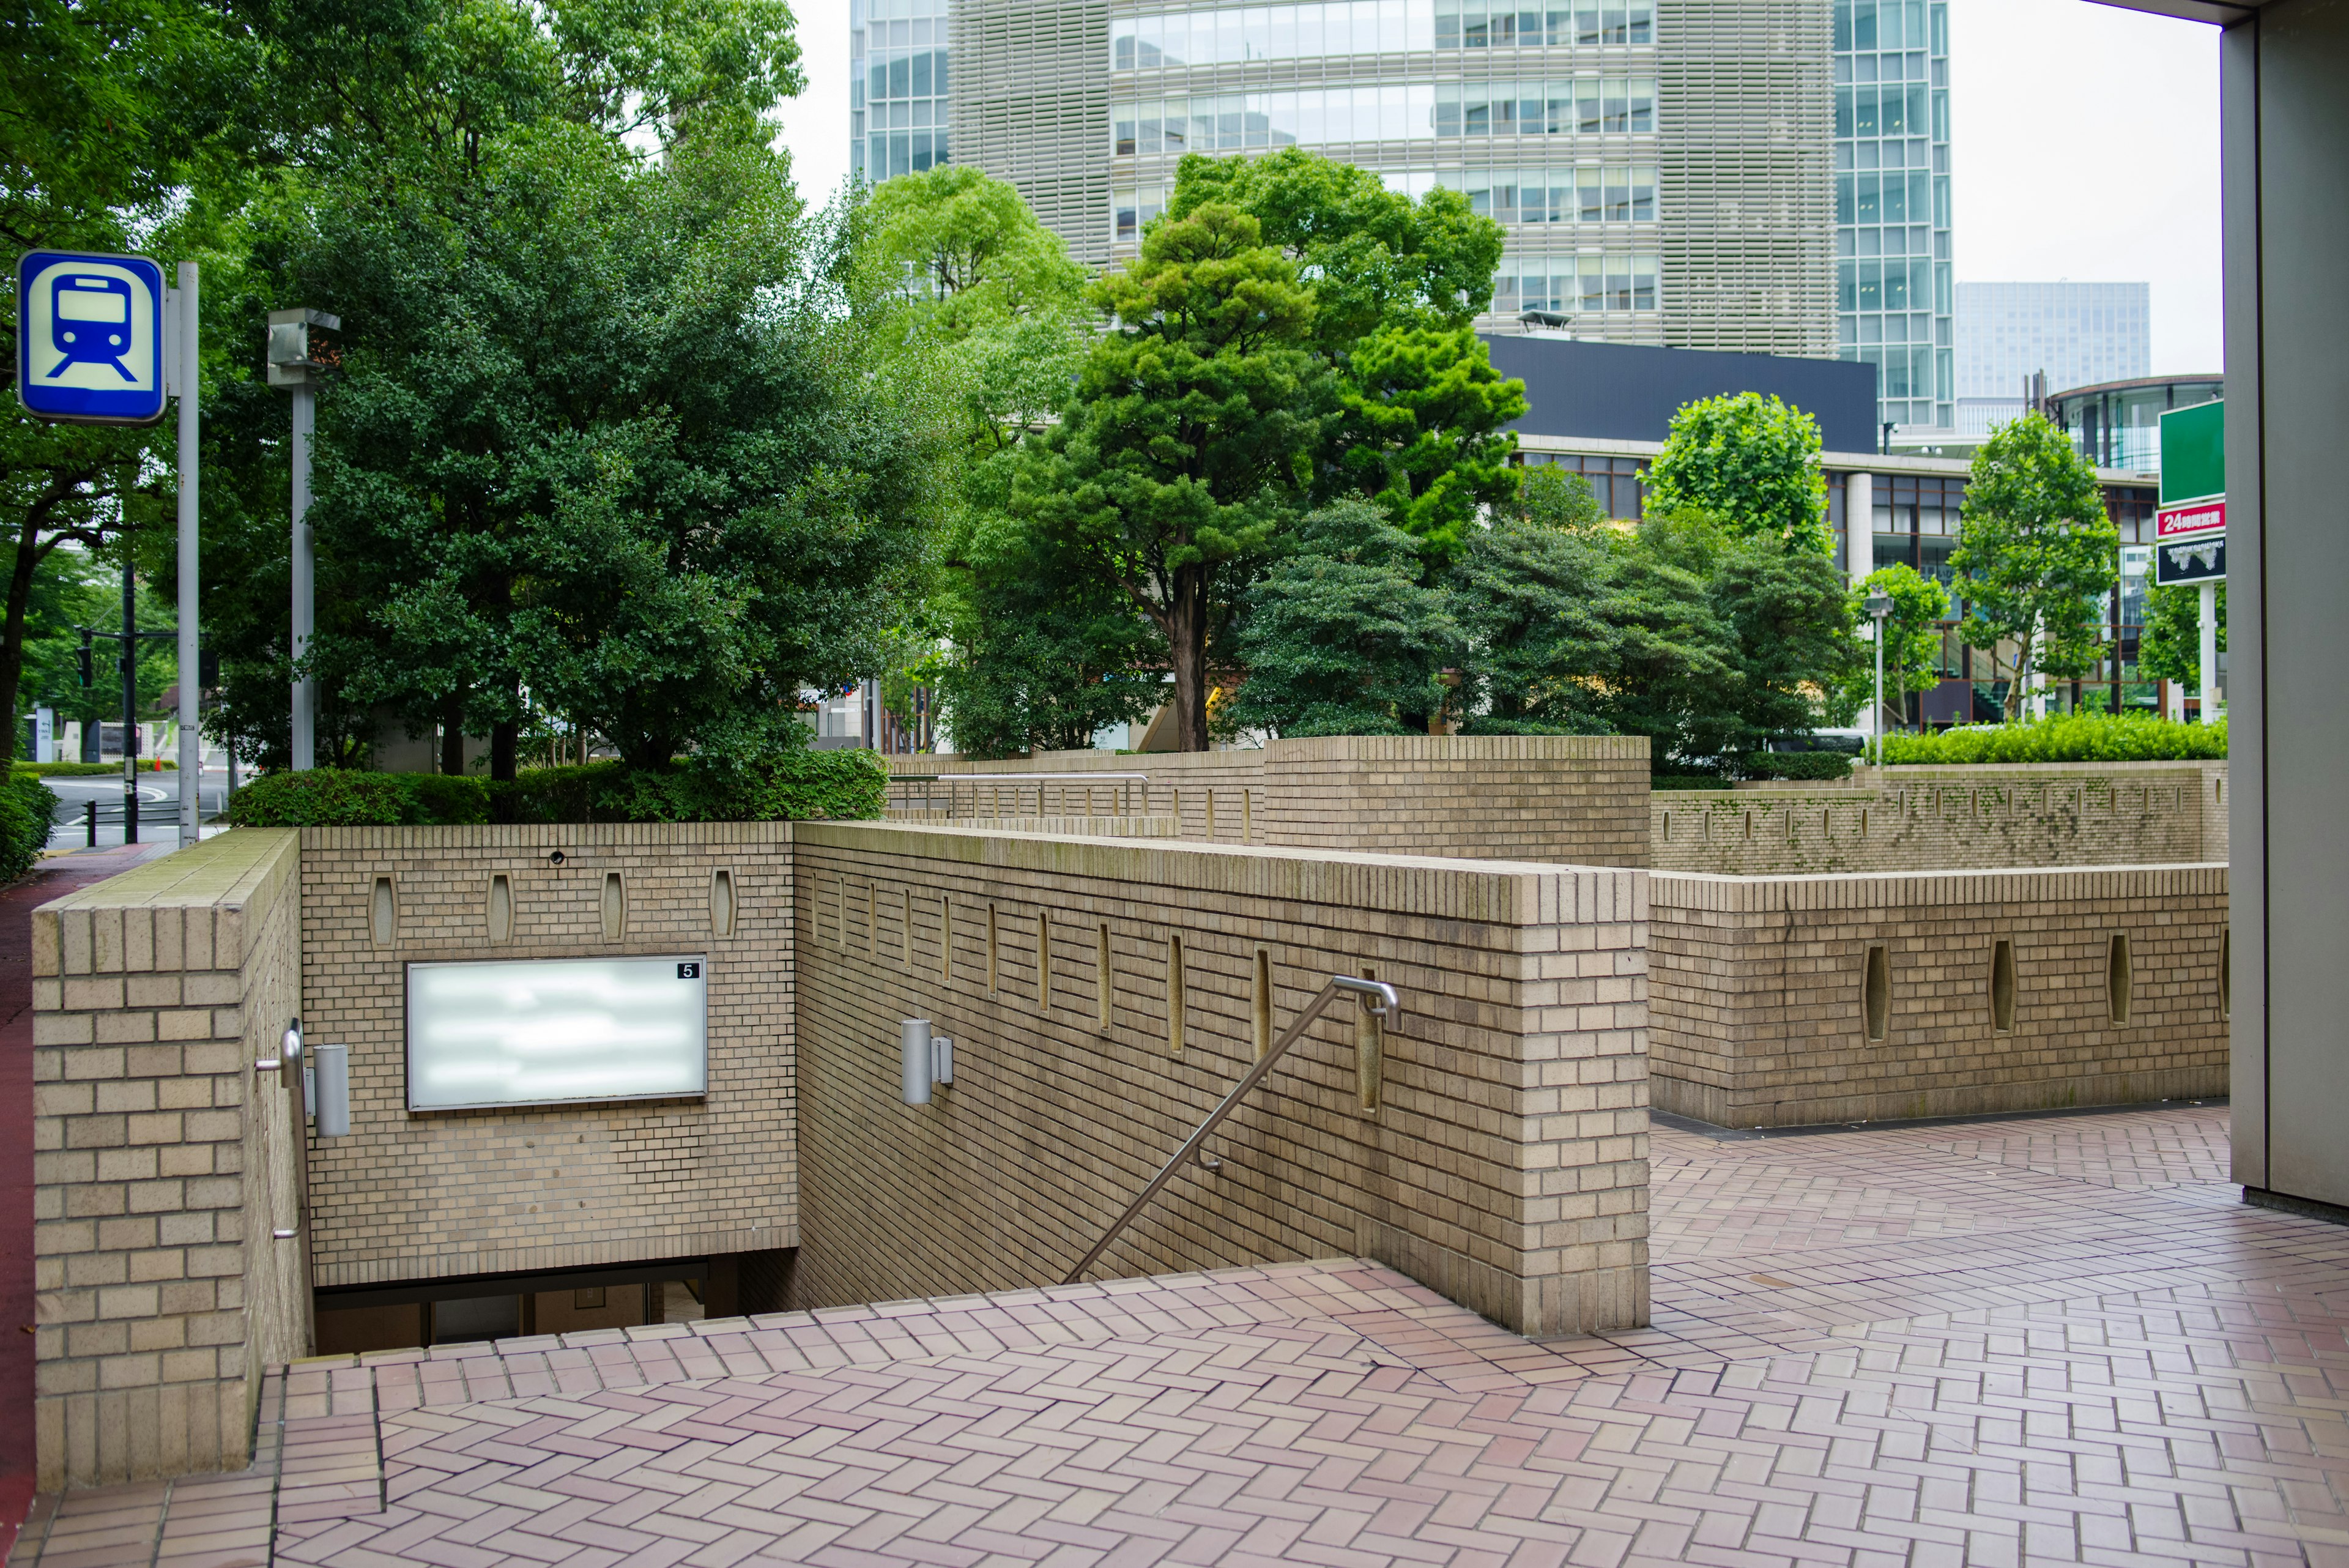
[267,308,338,770]
[2199,580,2221,722]
[121,532,138,844]
[174,262,199,844]
[1865,590,1892,761]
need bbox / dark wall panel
[1483,335,1880,454]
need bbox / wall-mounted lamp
[311,1042,351,1137]
[900,1020,954,1104]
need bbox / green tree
[1451,466,1616,735]
[294,130,934,774]
[1709,529,1864,747]
[1589,510,1739,765]
[1165,149,1520,564]
[1644,392,1832,554]
[2140,581,2225,693]
[1011,203,1332,751]
[852,165,1151,757]
[1848,563,1951,729]
[1,0,228,757]
[1227,501,1458,738]
[1948,414,2118,719]
[927,515,1159,757]
[855,164,1092,452]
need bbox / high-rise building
[852,0,956,184]
[939,0,1836,355]
[1833,0,1952,436]
[1952,281,2151,434]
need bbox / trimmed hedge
[15,761,174,777]
[1742,751,1855,782]
[224,751,889,829]
[0,771,58,880]
[1877,713,2228,765]
[225,770,456,827]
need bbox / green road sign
[2159,399,2224,506]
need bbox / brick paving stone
[25,1105,2349,1567]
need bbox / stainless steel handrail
[1062,975,1401,1286]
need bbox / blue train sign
[15,251,169,425]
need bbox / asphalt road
[39,765,233,849]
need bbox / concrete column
[1844,471,1873,582]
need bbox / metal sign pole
[2199,579,2220,723]
[121,534,138,844]
[176,262,199,844]
[290,382,314,770]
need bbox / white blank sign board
[407,956,708,1112]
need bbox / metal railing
[888,771,1154,821]
[1062,974,1401,1286]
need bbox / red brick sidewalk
[22,1102,2349,1568]
[0,845,173,1564]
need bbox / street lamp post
[265,308,338,770]
[1866,590,1893,763]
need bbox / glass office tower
[1833,0,1951,434]
[944,0,1836,355]
[853,0,955,183]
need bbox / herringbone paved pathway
[23,1104,2349,1567]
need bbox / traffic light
[75,628,92,688]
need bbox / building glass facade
[852,0,954,184]
[1834,0,1951,434]
[2047,374,2222,480]
[933,0,1833,355]
[1106,0,1669,340]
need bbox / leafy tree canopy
[1847,562,1951,726]
[1011,202,1332,751]
[1163,149,1520,565]
[1226,500,1458,738]
[1948,412,2117,718]
[1163,146,1502,348]
[1645,392,1831,554]
[278,128,935,773]
[1450,466,1616,735]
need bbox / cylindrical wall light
[900,1019,933,1105]
[311,1042,351,1137]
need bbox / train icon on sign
[49,272,138,380]
[15,250,168,425]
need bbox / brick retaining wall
[1649,863,2229,1128]
[789,822,1651,1338]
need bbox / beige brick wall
[31,830,308,1490]
[1649,864,2229,1128]
[1652,762,2227,875]
[902,734,1654,867]
[297,823,798,1288]
[789,822,1650,1337]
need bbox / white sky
[775,2,855,214]
[1950,0,2222,375]
[770,0,2227,374]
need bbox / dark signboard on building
[1481,335,1881,455]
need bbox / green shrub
[15,761,173,777]
[402,773,492,825]
[1741,751,1855,782]
[225,752,891,830]
[0,771,58,880]
[226,770,424,827]
[488,751,888,825]
[1876,713,2227,765]
[1649,774,1731,791]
